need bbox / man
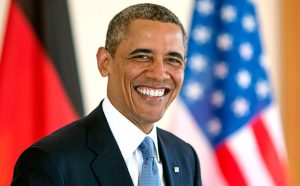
[11,3,201,186]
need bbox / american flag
[167,0,288,185]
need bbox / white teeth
[137,87,165,97]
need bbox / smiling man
[12,3,202,186]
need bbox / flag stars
[243,14,256,32]
[239,42,253,61]
[189,54,207,72]
[256,80,270,99]
[192,26,212,44]
[247,0,256,4]
[207,118,222,136]
[221,5,237,23]
[184,82,204,101]
[237,70,252,89]
[217,33,233,51]
[232,97,249,117]
[211,90,225,108]
[260,54,270,70]
[197,0,214,16]
[214,62,228,79]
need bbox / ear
[96,47,111,77]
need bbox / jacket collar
[86,102,134,186]
[157,128,183,186]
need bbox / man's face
[100,19,186,133]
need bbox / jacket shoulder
[157,128,190,147]
[32,104,104,155]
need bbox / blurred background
[0,0,298,185]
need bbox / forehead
[127,19,183,39]
[121,19,185,54]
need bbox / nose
[146,59,168,81]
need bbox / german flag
[0,0,84,185]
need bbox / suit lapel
[86,103,134,186]
[157,129,183,186]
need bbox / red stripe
[251,116,288,186]
[0,1,78,185]
[215,143,247,186]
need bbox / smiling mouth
[135,86,170,97]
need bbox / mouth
[135,86,170,97]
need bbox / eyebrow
[128,48,152,55]
[167,52,184,61]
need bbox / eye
[130,55,151,62]
[134,55,149,59]
[165,58,183,67]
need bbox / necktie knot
[139,137,155,159]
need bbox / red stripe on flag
[215,143,247,186]
[216,144,246,186]
[251,117,288,186]
[0,1,78,185]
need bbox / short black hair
[105,3,187,57]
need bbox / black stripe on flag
[17,0,84,116]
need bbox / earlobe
[96,47,111,77]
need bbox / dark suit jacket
[11,102,202,186]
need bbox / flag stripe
[227,122,274,186]
[215,143,247,186]
[252,116,288,186]
[262,105,287,161]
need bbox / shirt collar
[102,98,160,162]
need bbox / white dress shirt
[102,98,165,186]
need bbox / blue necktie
[139,137,161,186]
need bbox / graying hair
[105,3,187,57]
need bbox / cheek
[173,70,185,88]
[125,64,148,82]
[122,67,141,92]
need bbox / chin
[139,115,164,124]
